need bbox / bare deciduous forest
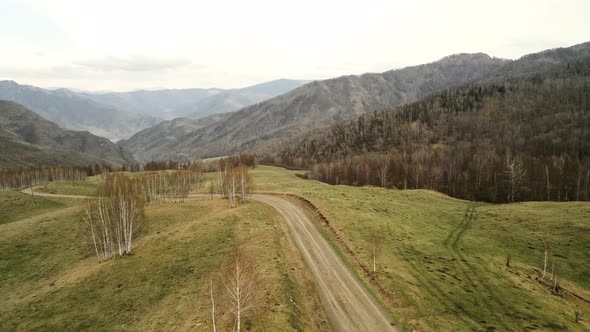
[271,60,590,203]
[0,166,88,189]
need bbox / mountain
[0,100,135,167]
[273,56,590,203]
[122,53,507,160]
[487,41,590,80]
[182,79,312,119]
[80,88,221,119]
[118,113,231,161]
[0,81,160,141]
[122,42,590,162]
[81,79,310,119]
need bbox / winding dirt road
[251,194,396,332]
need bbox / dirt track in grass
[251,194,396,332]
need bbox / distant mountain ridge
[117,113,232,161]
[0,81,160,141]
[81,79,311,119]
[0,100,135,167]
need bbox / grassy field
[3,166,589,331]
[248,165,590,331]
[0,190,329,331]
[0,190,68,225]
[35,181,100,196]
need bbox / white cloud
[74,56,192,72]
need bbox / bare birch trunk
[210,279,217,332]
[543,243,549,279]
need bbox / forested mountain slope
[273,57,590,203]
[0,101,136,167]
[123,53,508,160]
[117,113,231,161]
[123,42,590,162]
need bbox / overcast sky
[0,0,588,91]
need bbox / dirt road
[20,188,93,199]
[251,194,397,332]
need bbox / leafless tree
[209,180,215,200]
[210,278,217,332]
[545,164,551,201]
[222,247,261,332]
[236,166,252,203]
[377,154,389,188]
[543,242,550,279]
[370,233,381,273]
[505,153,527,203]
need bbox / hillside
[0,188,329,331]
[0,133,103,168]
[122,53,508,160]
[0,81,160,141]
[118,113,231,161]
[274,57,590,203]
[0,101,135,167]
[122,42,590,161]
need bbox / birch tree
[505,154,527,203]
[222,247,261,332]
[370,233,381,273]
[210,278,217,332]
[236,166,252,203]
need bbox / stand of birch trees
[83,173,145,261]
[0,166,87,189]
[216,163,253,208]
[83,168,202,261]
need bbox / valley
[1,166,588,331]
[1,7,589,330]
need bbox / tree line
[134,169,203,205]
[0,166,88,189]
[270,62,590,203]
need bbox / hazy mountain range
[0,101,135,167]
[0,79,309,142]
[0,81,160,142]
[82,79,310,119]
